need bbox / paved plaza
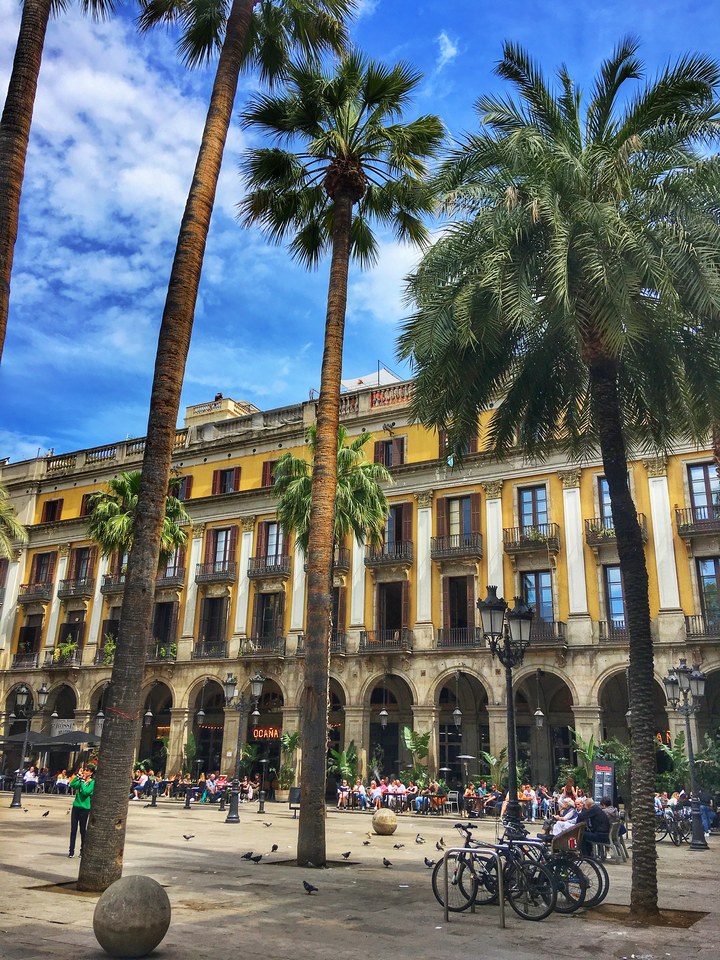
[1,794,719,960]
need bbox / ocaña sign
[252,726,281,739]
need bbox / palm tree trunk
[297,190,354,867]
[0,0,52,364]
[77,0,256,892]
[588,356,659,918]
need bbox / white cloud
[347,239,422,326]
[356,0,380,18]
[436,30,459,71]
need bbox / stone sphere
[93,875,171,958]
[372,808,398,835]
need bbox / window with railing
[519,485,548,528]
[697,557,720,627]
[604,564,626,629]
[688,463,720,521]
[522,570,553,622]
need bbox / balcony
[585,514,647,547]
[94,647,114,666]
[685,615,720,642]
[503,524,560,556]
[247,555,291,580]
[599,619,630,642]
[359,629,413,653]
[529,620,567,646]
[17,582,54,604]
[436,627,484,649]
[146,641,177,662]
[304,546,350,574]
[431,533,483,562]
[11,652,40,669]
[155,567,185,590]
[240,636,286,658]
[44,649,82,669]
[191,641,228,660]
[100,573,126,595]
[295,633,347,656]
[365,541,413,568]
[676,505,720,538]
[195,561,237,585]
[57,577,95,600]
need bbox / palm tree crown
[86,470,190,562]
[273,425,391,553]
[239,51,445,263]
[0,482,27,559]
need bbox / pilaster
[481,481,504,596]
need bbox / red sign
[252,726,280,740]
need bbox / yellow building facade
[1,380,718,787]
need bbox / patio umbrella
[49,731,100,749]
[0,731,56,747]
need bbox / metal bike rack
[442,844,505,929]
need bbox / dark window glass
[522,570,553,621]
[519,486,547,528]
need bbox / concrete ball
[372,808,398,835]
[93,875,171,958]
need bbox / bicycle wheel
[679,817,692,843]
[431,852,478,912]
[575,856,609,908]
[670,822,683,846]
[472,854,499,905]
[655,816,668,842]
[506,861,557,921]
[545,857,587,914]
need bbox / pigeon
[182,835,195,841]
[393,843,404,849]
[262,822,273,827]
[250,854,262,864]
[271,844,279,853]
[435,841,443,851]
[42,810,50,818]
[23,809,28,813]
[144,804,152,808]
[303,880,318,895]
[415,834,425,844]
[362,841,371,847]
[424,857,436,868]
[241,852,254,860]
[439,837,445,846]
[341,851,351,860]
[383,858,392,868]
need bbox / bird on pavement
[415,834,425,844]
[42,811,50,818]
[144,804,152,808]
[250,854,262,864]
[383,858,392,868]
[362,841,371,846]
[183,835,195,841]
[393,843,404,849]
[241,852,254,860]
[303,881,318,895]
[271,844,279,853]
[262,822,273,827]
[424,857,435,868]
[435,841,445,852]
[439,837,445,846]
[341,851,351,859]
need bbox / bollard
[219,791,226,812]
[184,788,191,810]
[150,782,158,807]
[258,789,266,815]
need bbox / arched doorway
[368,674,414,780]
[248,679,284,784]
[599,671,670,742]
[697,668,720,743]
[436,671,489,787]
[138,683,173,774]
[190,679,224,777]
[47,684,78,775]
[516,671,574,787]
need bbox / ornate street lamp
[453,670,463,732]
[223,672,265,824]
[478,586,533,829]
[379,675,388,729]
[534,669,545,728]
[662,658,708,851]
[9,683,49,809]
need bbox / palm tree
[398,39,720,918]
[77,0,353,894]
[273,425,390,553]
[240,52,444,865]
[86,470,190,562]
[0,481,27,558]
[0,0,117,364]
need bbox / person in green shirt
[68,765,95,858]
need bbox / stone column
[86,554,109,650]
[481,481,504,596]
[180,524,204,657]
[485,704,509,764]
[411,704,437,775]
[414,490,433,628]
[222,708,241,775]
[342,706,366,775]
[44,546,69,651]
[0,547,24,654]
[168,707,191,773]
[233,517,256,638]
[644,458,684,641]
[350,534,366,627]
[571,705,603,744]
[559,469,593,643]
[72,709,93,735]
[290,542,306,632]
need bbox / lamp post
[9,683,49,809]
[662,659,708,852]
[478,586,533,829]
[258,758,269,814]
[223,672,265,824]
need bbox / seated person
[337,778,350,809]
[55,769,70,795]
[551,797,579,837]
[405,781,418,808]
[600,796,627,836]
[369,780,383,810]
[204,773,219,803]
[239,776,250,801]
[483,786,503,816]
[23,766,38,792]
[130,769,149,800]
[577,797,610,855]
[353,778,367,810]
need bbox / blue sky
[1,0,718,461]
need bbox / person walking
[68,766,95,858]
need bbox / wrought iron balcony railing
[147,641,178,662]
[436,627,484,649]
[17,582,54,603]
[191,641,228,660]
[598,619,629,642]
[240,636,286,658]
[529,620,567,645]
[57,577,95,600]
[247,555,291,579]
[365,541,414,566]
[359,629,413,652]
[503,524,560,554]
[685,614,720,641]
[676,505,720,537]
[585,514,647,547]
[155,566,186,589]
[195,561,237,584]
[430,533,483,561]
[295,633,347,656]
[100,573,126,595]
[11,652,40,669]
[44,649,82,668]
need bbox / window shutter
[88,546,98,574]
[67,548,77,581]
[337,586,347,631]
[466,575,475,627]
[374,441,384,464]
[182,475,193,500]
[228,525,238,562]
[377,585,386,632]
[0,559,8,590]
[169,601,180,643]
[212,470,221,495]
[262,461,273,487]
[442,577,451,630]
[401,580,410,629]
[204,528,214,565]
[46,552,56,583]
[275,593,285,637]
[250,593,261,639]
[219,596,229,642]
[392,438,404,465]
[232,467,241,492]
[29,554,38,584]
[438,430,447,458]
[470,493,481,534]
[469,432,478,454]
[80,493,93,517]
[280,525,289,557]
[177,545,186,570]
[436,498,448,539]
[151,602,161,640]
[199,598,209,642]
[402,502,413,544]
[256,522,268,559]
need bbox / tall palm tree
[273,425,390,553]
[86,470,190,561]
[398,39,720,918]
[0,0,117,364]
[240,52,444,865]
[77,0,353,894]
[0,481,27,558]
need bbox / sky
[1,0,719,462]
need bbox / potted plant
[276,730,301,802]
[102,633,116,665]
[54,634,78,664]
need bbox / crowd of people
[336,776,451,813]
